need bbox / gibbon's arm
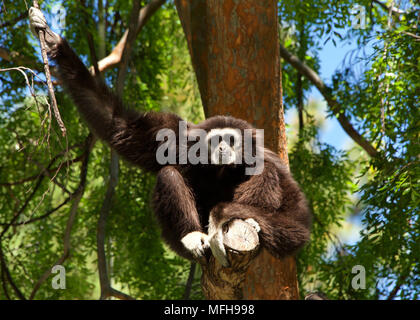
[153,166,209,261]
[29,7,182,172]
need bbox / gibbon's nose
[218,141,228,152]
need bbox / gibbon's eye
[228,135,235,147]
[210,135,222,145]
[222,133,237,148]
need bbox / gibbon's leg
[209,202,310,264]
[153,166,209,261]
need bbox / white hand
[28,7,60,49]
[29,7,48,35]
[181,231,210,258]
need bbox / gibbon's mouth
[212,151,236,165]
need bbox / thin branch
[0,172,45,240]
[95,0,166,74]
[0,153,84,187]
[79,0,101,78]
[387,274,409,300]
[32,1,66,137]
[279,44,380,158]
[0,11,28,28]
[0,139,87,230]
[1,261,11,299]
[183,262,197,300]
[0,47,43,72]
[96,0,142,301]
[401,31,420,41]
[29,135,95,300]
[0,196,71,227]
[0,245,26,299]
[372,0,406,15]
[97,150,120,300]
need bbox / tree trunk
[175,0,299,299]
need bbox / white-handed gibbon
[29,7,311,266]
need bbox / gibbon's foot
[28,7,60,49]
[209,228,229,267]
[244,218,261,233]
[181,231,210,260]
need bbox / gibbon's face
[205,128,242,165]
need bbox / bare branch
[387,274,409,300]
[372,0,406,15]
[401,31,420,41]
[279,44,380,158]
[96,0,144,301]
[0,47,41,71]
[32,1,66,137]
[95,0,166,74]
[0,172,45,240]
[1,196,71,227]
[0,245,26,299]
[0,262,11,299]
[183,262,197,299]
[0,153,85,187]
[0,11,28,28]
[29,135,95,300]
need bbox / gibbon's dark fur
[48,36,311,261]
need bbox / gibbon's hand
[28,7,60,50]
[181,231,210,260]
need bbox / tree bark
[175,0,300,300]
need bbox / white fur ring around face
[181,231,210,258]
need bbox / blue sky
[284,38,367,248]
[285,39,357,151]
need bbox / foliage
[280,0,419,299]
[0,0,418,300]
[0,0,202,300]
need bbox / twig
[0,11,28,28]
[29,136,95,299]
[183,262,197,299]
[95,0,166,74]
[0,262,11,299]
[32,1,66,137]
[0,196,71,227]
[0,245,26,299]
[401,31,420,41]
[279,44,380,158]
[387,274,408,300]
[96,0,142,300]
